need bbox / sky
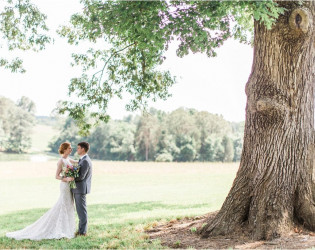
[0,0,253,122]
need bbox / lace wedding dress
[6,158,76,240]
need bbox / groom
[72,141,93,236]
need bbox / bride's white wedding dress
[6,158,76,240]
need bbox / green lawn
[0,161,238,249]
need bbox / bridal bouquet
[65,164,80,189]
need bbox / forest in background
[0,96,244,162]
[49,107,244,162]
[0,96,36,153]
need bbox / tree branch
[98,42,137,86]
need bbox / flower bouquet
[65,163,80,189]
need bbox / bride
[6,142,78,240]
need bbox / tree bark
[201,1,315,240]
[145,128,150,161]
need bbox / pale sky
[0,0,253,122]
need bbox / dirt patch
[147,212,315,249]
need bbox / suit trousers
[73,193,88,234]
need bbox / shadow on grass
[0,201,209,249]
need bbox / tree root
[295,193,315,231]
[199,172,251,238]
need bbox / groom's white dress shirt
[80,154,87,160]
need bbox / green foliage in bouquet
[65,164,80,189]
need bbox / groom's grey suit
[71,154,92,235]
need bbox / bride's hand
[66,177,74,182]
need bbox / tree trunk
[201,1,315,240]
[145,128,150,161]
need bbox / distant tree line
[0,96,36,153]
[49,108,244,162]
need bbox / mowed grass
[0,161,239,249]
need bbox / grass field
[0,160,238,249]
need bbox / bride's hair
[59,142,71,154]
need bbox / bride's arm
[69,158,78,164]
[55,159,73,182]
[56,159,65,181]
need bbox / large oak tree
[59,0,315,240]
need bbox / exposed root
[295,194,315,231]
[147,212,315,249]
[199,182,251,238]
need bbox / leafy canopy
[0,0,51,73]
[58,0,285,133]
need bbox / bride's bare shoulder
[69,157,78,164]
[57,158,63,166]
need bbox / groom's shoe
[75,232,87,237]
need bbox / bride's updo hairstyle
[59,142,71,154]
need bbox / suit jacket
[72,155,92,194]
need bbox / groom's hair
[78,141,90,153]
